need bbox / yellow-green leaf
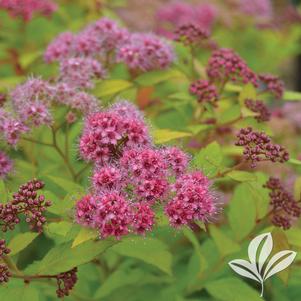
[153,129,191,144]
[94,79,133,97]
[8,233,39,256]
[72,227,98,248]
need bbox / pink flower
[0,0,57,21]
[44,32,75,63]
[0,151,13,179]
[75,195,97,227]
[132,202,155,234]
[258,73,285,99]
[244,99,271,122]
[239,0,272,19]
[162,147,189,176]
[189,79,218,104]
[117,33,174,72]
[165,171,216,227]
[59,57,106,89]
[95,192,132,239]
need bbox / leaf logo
[228,232,296,297]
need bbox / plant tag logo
[228,232,296,297]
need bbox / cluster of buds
[76,101,217,239]
[258,74,285,99]
[264,177,301,229]
[0,0,57,21]
[244,99,271,122]
[56,268,78,298]
[174,23,209,46]
[235,127,289,168]
[189,79,218,104]
[0,179,51,232]
[0,240,11,284]
[207,48,258,86]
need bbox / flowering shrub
[1,2,301,301]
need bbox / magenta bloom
[75,195,97,227]
[174,23,209,46]
[0,0,57,21]
[165,171,216,227]
[190,79,218,104]
[258,73,285,99]
[132,202,155,235]
[59,57,106,89]
[244,99,271,122]
[239,0,272,19]
[156,1,217,38]
[0,151,13,179]
[117,33,174,72]
[207,48,258,86]
[11,78,53,127]
[162,146,189,176]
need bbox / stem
[75,164,91,181]
[260,281,264,297]
[210,161,245,179]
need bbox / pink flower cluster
[239,0,272,19]
[258,73,285,99]
[174,23,209,46]
[207,48,258,86]
[189,79,218,104]
[44,18,128,64]
[244,99,271,122]
[117,33,174,72]
[0,151,13,179]
[155,1,217,39]
[0,0,57,21]
[76,101,216,239]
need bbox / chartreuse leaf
[227,170,257,182]
[209,225,240,257]
[47,221,73,237]
[283,90,301,101]
[205,277,263,301]
[94,268,144,298]
[134,69,185,86]
[218,104,241,125]
[45,175,84,193]
[286,227,301,247]
[93,79,133,97]
[228,184,257,240]
[239,83,257,105]
[192,142,223,176]
[111,237,172,275]
[288,158,301,165]
[153,129,192,144]
[8,233,39,256]
[72,227,98,248]
[25,240,116,275]
[0,286,39,301]
[0,181,6,202]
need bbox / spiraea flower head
[75,195,97,227]
[244,99,271,122]
[258,73,285,99]
[59,57,106,89]
[56,268,78,298]
[131,202,155,234]
[162,146,189,176]
[235,127,289,168]
[117,33,174,72]
[189,79,218,104]
[0,151,13,179]
[264,177,301,229]
[207,48,258,86]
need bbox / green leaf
[205,277,263,301]
[286,227,301,247]
[20,50,42,68]
[283,90,301,101]
[45,175,84,193]
[0,181,7,203]
[228,184,257,240]
[153,129,192,144]
[111,237,172,275]
[218,104,241,124]
[209,225,240,257]
[225,83,242,93]
[134,69,185,86]
[47,221,73,236]
[192,142,223,176]
[72,227,98,248]
[94,79,133,97]
[227,171,257,182]
[186,124,213,135]
[288,158,301,165]
[0,286,39,301]
[239,83,257,104]
[94,268,144,298]
[8,233,39,256]
[26,240,116,275]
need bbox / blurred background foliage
[1,1,301,301]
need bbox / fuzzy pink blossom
[11,78,53,127]
[0,151,13,179]
[109,101,144,121]
[75,195,97,227]
[174,23,209,46]
[0,0,57,21]
[92,166,123,192]
[95,192,132,239]
[53,83,99,114]
[239,0,272,19]
[0,109,28,145]
[59,57,106,89]
[117,33,174,72]
[162,146,189,176]
[44,32,75,63]
[165,171,216,227]
[156,2,217,38]
[207,48,258,86]
[132,202,155,234]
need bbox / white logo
[228,232,296,297]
